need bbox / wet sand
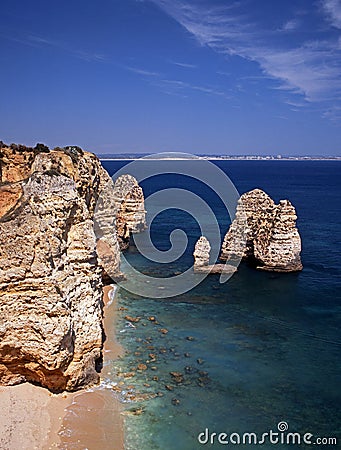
[0,383,69,450]
[0,285,125,450]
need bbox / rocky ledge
[0,142,145,391]
[220,188,303,272]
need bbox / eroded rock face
[113,174,147,250]
[0,144,38,183]
[0,144,125,391]
[220,189,303,272]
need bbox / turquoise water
[102,160,341,449]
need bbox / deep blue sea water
[101,160,341,450]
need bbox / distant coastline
[99,155,341,161]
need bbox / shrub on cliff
[34,143,50,153]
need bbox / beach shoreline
[0,284,125,450]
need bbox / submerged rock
[170,372,184,384]
[220,189,303,272]
[121,406,145,416]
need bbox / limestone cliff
[0,143,145,391]
[220,189,303,272]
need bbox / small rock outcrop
[113,174,147,250]
[193,236,237,274]
[0,142,145,392]
[220,189,303,272]
[193,236,211,268]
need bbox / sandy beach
[0,285,125,450]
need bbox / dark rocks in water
[148,353,157,362]
[124,315,141,323]
[197,358,205,365]
[122,372,136,379]
[165,385,174,391]
[186,336,195,341]
[171,398,180,406]
[122,406,145,416]
[184,352,191,358]
[198,376,211,385]
[170,372,184,384]
[112,385,122,392]
[146,345,155,350]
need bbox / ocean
[101,160,341,450]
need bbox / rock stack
[193,236,237,274]
[193,236,211,269]
[113,174,147,250]
[220,189,303,272]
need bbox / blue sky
[1,0,341,155]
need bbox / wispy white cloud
[217,70,231,76]
[149,0,341,113]
[280,18,300,32]
[4,33,106,62]
[27,35,56,45]
[284,99,309,108]
[119,63,230,100]
[160,78,230,99]
[322,0,341,28]
[255,42,341,101]
[322,105,341,120]
[275,115,289,120]
[168,60,197,68]
[161,89,189,98]
[72,50,106,62]
[122,65,161,76]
